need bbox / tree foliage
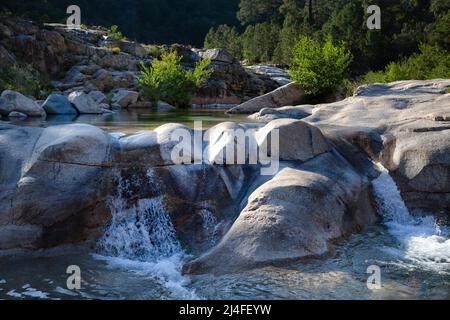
[289,36,352,95]
[204,25,243,60]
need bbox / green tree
[204,25,243,60]
[237,0,283,24]
[242,22,280,63]
[289,36,352,95]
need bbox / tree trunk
[308,0,314,26]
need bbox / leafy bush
[0,64,45,97]
[289,36,352,96]
[137,51,213,108]
[360,44,450,84]
[384,44,450,81]
[108,25,124,41]
[111,47,121,55]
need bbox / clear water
[1,160,449,300]
[3,109,259,134]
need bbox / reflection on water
[3,109,259,134]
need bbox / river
[1,165,449,300]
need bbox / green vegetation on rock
[0,64,48,98]
[138,52,213,108]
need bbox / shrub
[289,36,352,96]
[384,44,450,81]
[360,44,450,84]
[111,47,121,55]
[0,64,45,97]
[360,71,387,84]
[144,45,165,59]
[137,51,213,108]
[108,25,124,41]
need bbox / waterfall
[95,168,198,299]
[372,165,450,272]
[98,196,181,262]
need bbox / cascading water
[95,168,198,299]
[372,164,450,273]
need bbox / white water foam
[98,196,181,261]
[372,165,450,273]
[95,169,198,299]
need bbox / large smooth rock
[42,93,78,114]
[255,119,331,162]
[185,151,378,274]
[119,123,200,166]
[227,82,305,114]
[302,80,450,213]
[379,120,450,212]
[68,91,104,114]
[0,90,45,117]
[0,123,117,250]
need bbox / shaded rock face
[192,61,277,107]
[0,18,67,76]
